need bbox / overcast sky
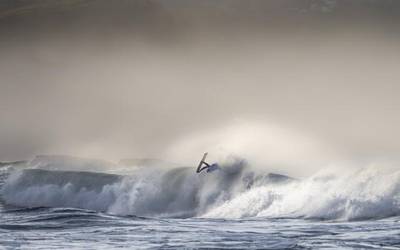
[1,1,400,175]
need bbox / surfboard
[196,152,208,173]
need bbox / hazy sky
[1,1,400,175]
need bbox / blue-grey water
[1,156,400,249]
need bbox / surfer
[196,152,219,173]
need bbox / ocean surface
[1,156,400,249]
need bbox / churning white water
[1,156,400,249]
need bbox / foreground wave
[1,159,400,221]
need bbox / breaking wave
[1,158,400,221]
[204,166,400,221]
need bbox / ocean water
[1,156,400,249]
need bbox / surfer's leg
[197,162,210,173]
[201,161,210,168]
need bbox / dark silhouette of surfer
[196,152,219,173]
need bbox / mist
[1,0,400,176]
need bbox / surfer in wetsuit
[196,153,219,173]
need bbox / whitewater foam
[2,160,400,221]
[204,166,400,221]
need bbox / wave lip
[29,155,116,173]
